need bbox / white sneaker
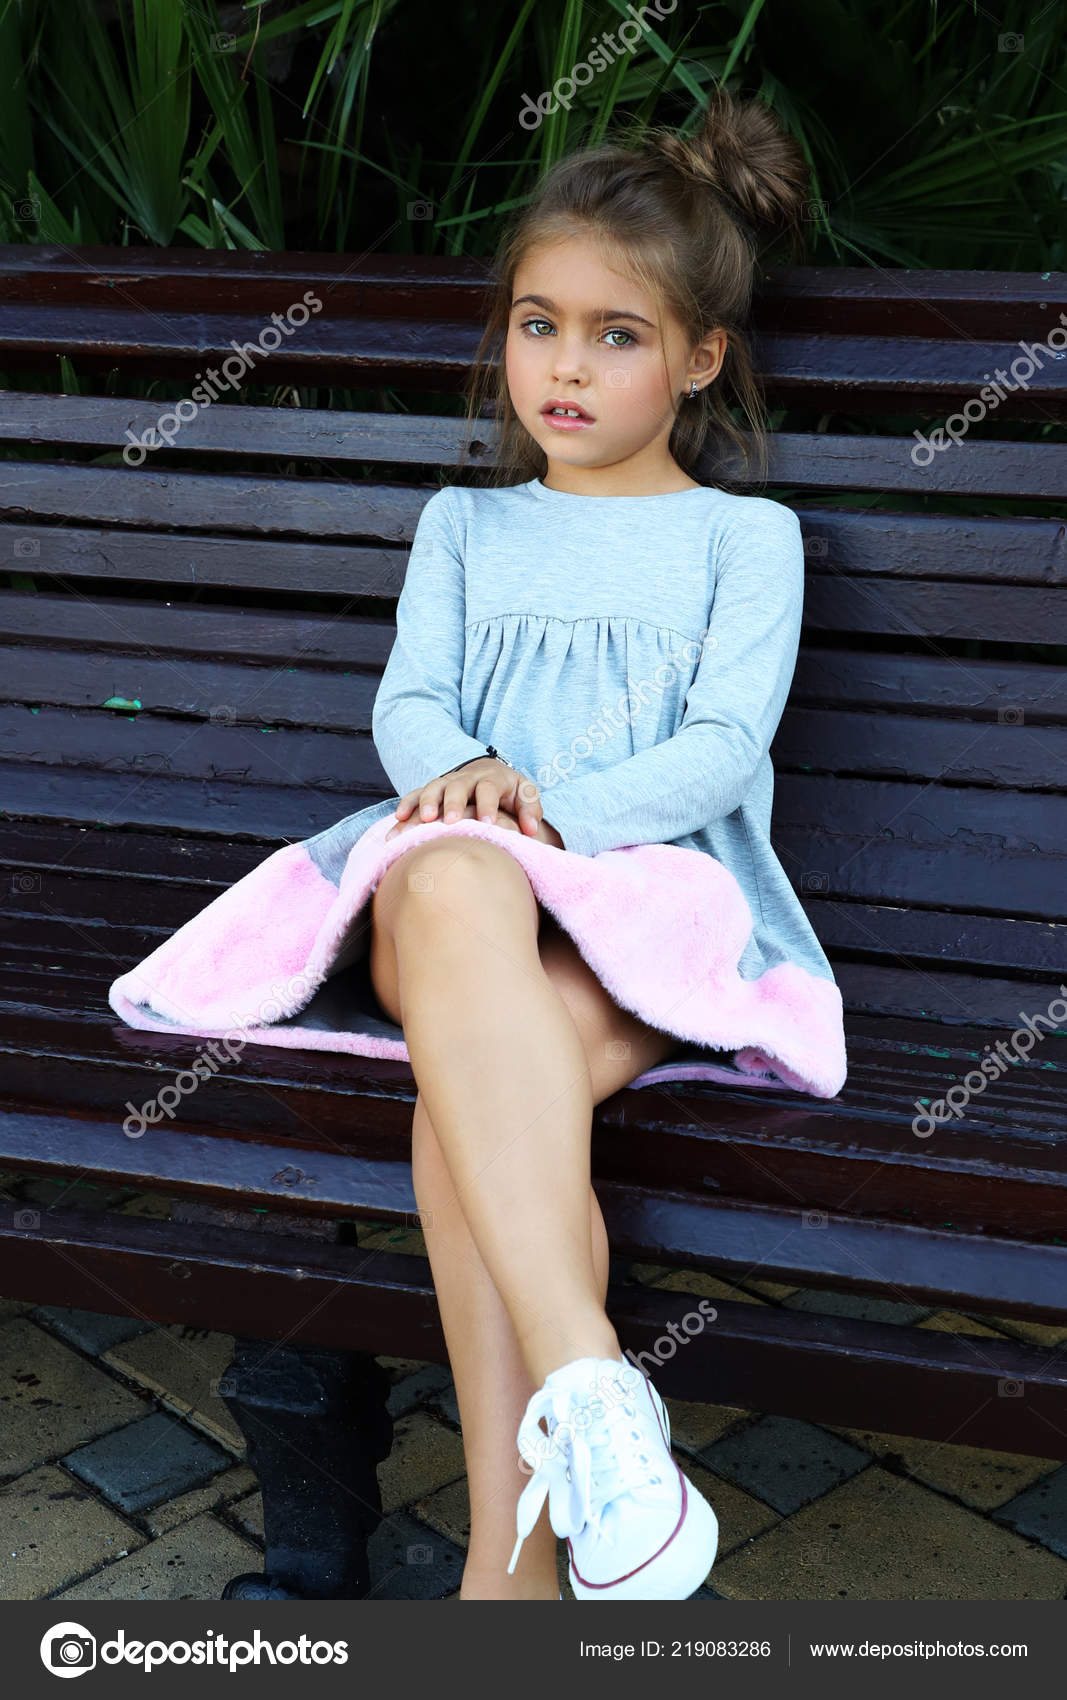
[508,1355,718,1600]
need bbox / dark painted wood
[0,250,1063,416]
[0,1207,1064,1459]
[1,250,1065,1495]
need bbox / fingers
[384,764,545,840]
[514,774,543,835]
[441,776,476,823]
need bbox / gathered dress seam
[463,610,707,645]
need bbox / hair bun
[647,83,808,246]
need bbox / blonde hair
[458,82,810,491]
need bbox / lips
[542,399,595,422]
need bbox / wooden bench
[1,247,1065,1599]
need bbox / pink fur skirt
[108,809,848,1099]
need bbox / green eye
[517,319,637,348]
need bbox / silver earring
[689,380,699,399]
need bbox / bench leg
[217,1337,394,1600]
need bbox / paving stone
[684,1453,781,1563]
[359,1221,428,1257]
[992,1463,1067,1558]
[413,1474,470,1548]
[386,1363,454,1418]
[144,1463,258,1538]
[377,1411,468,1514]
[661,1395,749,1456]
[427,1382,461,1426]
[821,1421,1062,1512]
[697,1413,872,1515]
[32,1305,155,1357]
[115,1192,173,1220]
[623,1262,678,1284]
[377,1353,435,1381]
[711,1463,1067,1600]
[0,1318,146,1475]
[0,1463,145,1599]
[365,1508,465,1601]
[412,1443,773,1584]
[649,1267,767,1307]
[227,1487,263,1541]
[54,1510,263,1601]
[818,1310,1064,1510]
[18,1178,130,1213]
[981,1312,1067,1348]
[920,1308,1012,1340]
[783,1288,931,1325]
[736,1278,801,1301]
[227,1420,469,1558]
[64,1410,232,1515]
[102,1324,243,1452]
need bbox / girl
[110,83,847,1603]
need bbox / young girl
[110,84,847,1603]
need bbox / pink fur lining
[109,815,847,1099]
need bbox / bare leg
[371,837,681,1599]
[412,1090,610,1601]
[380,839,619,1385]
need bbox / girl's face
[505,234,725,494]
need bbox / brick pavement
[1,1174,1065,1602]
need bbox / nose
[550,332,591,386]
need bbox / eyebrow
[511,292,656,329]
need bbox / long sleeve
[371,487,489,796]
[540,499,805,857]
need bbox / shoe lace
[507,1376,672,1575]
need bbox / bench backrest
[0,248,1064,1034]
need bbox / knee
[381,837,538,936]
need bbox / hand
[384,792,565,848]
[385,757,547,841]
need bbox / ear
[689,328,728,389]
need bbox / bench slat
[0,652,381,734]
[793,650,1067,714]
[0,592,396,665]
[3,749,1064,919]
[1,1205,1063,1456]
[0,761,374,839]
[0,524,406,596]
[7,898,1065,1038]
[3,971,1065,1154]
[0,816,270,882]
[0,1086,1065,1270]
[7,850,1064,979]
[2,675,1063,794]
[2,420,1066,500]
[0,461,428,537]
[0,248,1057,330]
[0,323,1063,412]
[3,803,1062,970]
